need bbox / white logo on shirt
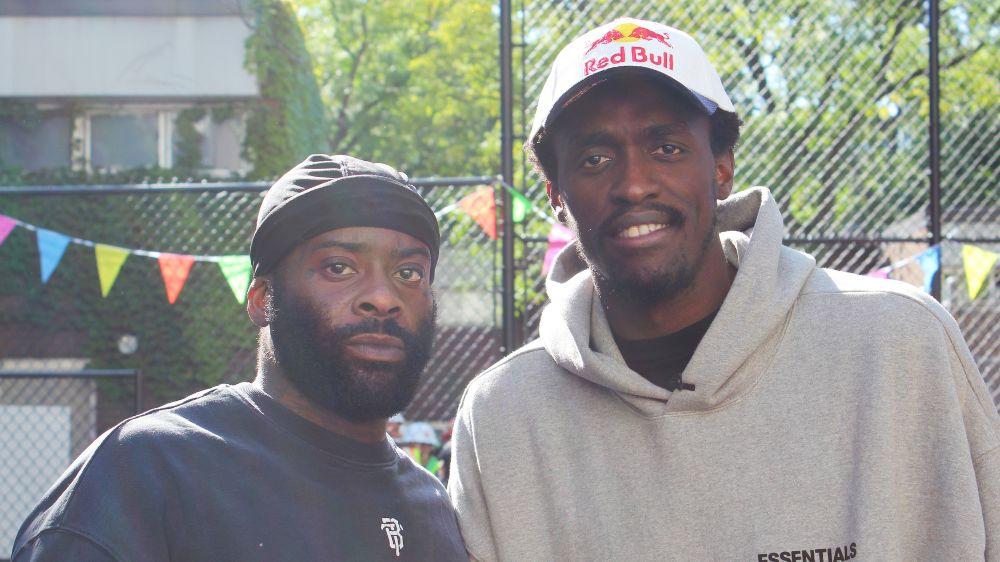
[380,517,404,557]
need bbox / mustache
[334,317,416,342]
[597,202,685,235]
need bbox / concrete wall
[0,16,258,98]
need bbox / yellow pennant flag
[95,244,130,297]
[962,244,998,300]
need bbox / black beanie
[250,154,440,277]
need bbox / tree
[296,0,500,177]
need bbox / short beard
[262,283,436,423]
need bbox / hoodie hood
[538,187,815,415]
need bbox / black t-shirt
[614,309,719,391]
[11,383,467,562]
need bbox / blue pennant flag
[916,245,941,294]
[37,229,71,283]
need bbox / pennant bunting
[459,187,497,239]
[916,246,941,294]
[158,253,195,304]
[217,255,252,304]
[511,190,531,223]
[95,244,131,297]
[542,223,574,275]
[866,267,891,279]
[961,244,998,300]
[36,229,71,283]
[0,214,16,246]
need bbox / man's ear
[546,180,568,224]
[714,149,735,201]
[247,277,271,327]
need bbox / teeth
[619,223,667,239]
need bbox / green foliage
[297,0,499,176]
[243,0,330,179]
[172,107,207,173]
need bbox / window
[0,109,73,171]
[90,113,160,170]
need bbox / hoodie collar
[539,187,815,415]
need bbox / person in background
[387,412,406,441]
[399,420,444,479]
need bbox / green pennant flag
[95,244,130,297]
[511,190,531,223]
[217,255,252,304]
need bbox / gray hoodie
[449,187,1000,561]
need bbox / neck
[601,242,735,340]
[253,346,388,444]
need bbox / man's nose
[610,154,658,205]
[354,273,403,318]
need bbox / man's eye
[326,263,357,276]
[582,154,610,168]
[654,144,681,156]
[396,267,424,282]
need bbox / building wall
[0,16,257,98]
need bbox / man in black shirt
[12,155,467,561]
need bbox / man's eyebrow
[569,131,619,152]
[312,240,366,252]
[394,246,432,261]
[644,122,690,138]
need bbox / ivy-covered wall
[0,0,332,412]
[243,0,329,178]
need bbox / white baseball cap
[399,421,440,447]
[529,17,735,145]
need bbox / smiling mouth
[615,223,668,239]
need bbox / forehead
[297,227,431,260]
[551,77,704,140]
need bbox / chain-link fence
[0,179,502,423]
[0,370,139,558]
[508,0,998,403]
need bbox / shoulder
[113,384,249,445]
[460,339,558,404]
[800,267,960,335]
[12,385,247,557]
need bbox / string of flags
[865,242,998,300]
[2,188,996,303]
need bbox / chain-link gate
[506,0,998,403]
[0,179,502,422]
[0,370,139,558]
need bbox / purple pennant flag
[37,229,71,283]
[0,215,15,246]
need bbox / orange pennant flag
[458,187,497,240]
[158,253,195,304]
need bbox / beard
[263,285,436,423]
[574,190,720,306]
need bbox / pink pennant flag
[158,253,196,304]
[542,223,574,275]
[0,215,15,246]
[866,267,891,279]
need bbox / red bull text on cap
[529,18,735,145]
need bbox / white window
[72,104,250,176]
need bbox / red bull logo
[584,22,673,55]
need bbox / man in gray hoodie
[448,17,999,561]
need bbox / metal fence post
[928,0,943,300]
[499,0,518,354]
